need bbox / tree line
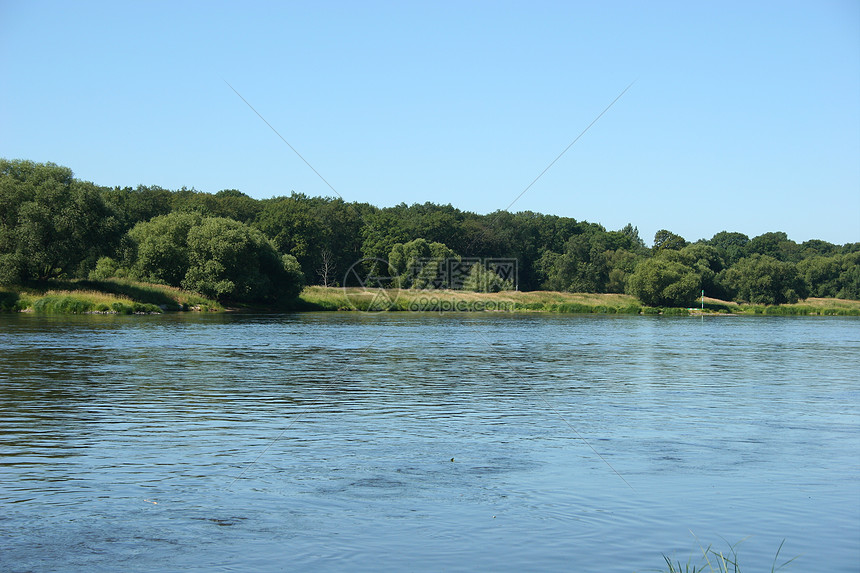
[1,159,858,306]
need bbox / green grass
[300,286,654,314]
[660,537,798,573]
[299,287,860,315]
[5,282,856,316]
[0,279,222,313]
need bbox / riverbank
[298,286,860,316]
[2,280,859,315]
[0,280,222,314]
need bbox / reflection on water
[1,312,858,572]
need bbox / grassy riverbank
[3,281,859,315]
[297,286,860,315]
[0,279,222,314]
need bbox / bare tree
[317,249,335,287]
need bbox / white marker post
[701,290,704,311]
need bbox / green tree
[389,238,458,289]
[798,255,843,298]
[535,226,637,293]
[127,212,303,302]
[463,262,513,292]
[619,223,647,250]
[256,193,363,284]
[837,252,860,300]
[653,229,687,252]
[718,254,808,304]
[212,189,263,223]
[0,159,120,282]
[183,217,302,302]
[605,248,642,293]
[101,185,173,233]
[707,231,749,266]
[128,212,202,285]
[676,243,726,298]
[626,257,700,307]
[745,231,800,262]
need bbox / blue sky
[2,1,858,245]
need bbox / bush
[718,254,808,305]
[661,307,689,315]
[627,257,700,307]
[0,289,19,311]
[33,295,93,314]
[89,257,120,280]
[127,213,305,303]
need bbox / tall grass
[661,538,798,573]
[0,279,220,313]
[26,293,162,314]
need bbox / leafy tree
[619,223,647,250]
[257,193,363,283]
[213,189,263,223]
[101,185,173,232]
[463,262,513,292]
[0,159,119,282]
[798,255,843,298]
[745,231,801,262]
[183,217,302,302]
[674,243,726,298]
[88,256,123,280]
[605,248,642,293]
[707,231,749,266]
[653,229,687,252]
[126,212,303,302]
[837,252,860,300]
[127,212,202,285]
[718,254,808,304]
[626,257,700,307]
[800,239,839,258]
[389,238,458,289]
[535,226,637,293]
[799,252,860,300]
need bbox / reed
[661,538,798,573]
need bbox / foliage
[653,229,688,251]
[745,231,800,262]
[462,261,514,293]
[3,157,858,309]
[254,193,364,287]
[182,217,301,302]
[127,211,201,285]
[718,254,808,305]
[707,231,749,266]
[125,212,303,303]
[389,238,458,289]
[536,225,641,293]
[626,256,700,307]
[0,159,120,281]
[797,252,859,299]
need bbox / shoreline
[3,281,859,316]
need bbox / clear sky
[2,1,858,245]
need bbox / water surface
[1,312,858,571]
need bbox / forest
[1,159,858,307]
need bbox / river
[1,312,858,571]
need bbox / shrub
[33,295,93,314]
[0,289,19,311]
[718,254,808,305]
[627,257,700,307]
